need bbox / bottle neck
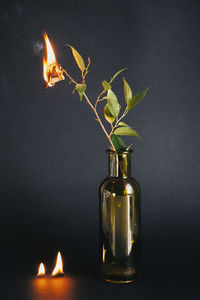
[108,151,132,178]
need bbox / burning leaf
[43,32,65,88]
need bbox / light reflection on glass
[30,277,76,300]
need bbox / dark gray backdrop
[0,0,199,299]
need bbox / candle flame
[51,251,64,276]
[43,32,65,89]
[37,262,45,276]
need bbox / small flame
[43,32,65,88]
[37,262,45,276]
[102,244,106,263]
[51,251,64,276]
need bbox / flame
[44,32,56,65]
[102,244,106,263]
[37,263,45,276]
[43,32,65,88]
[51,251,64,276]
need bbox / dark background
[0,0,200,299]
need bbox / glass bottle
[99,150,141,283]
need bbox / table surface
[1,228,199,300]
[2,265,199,300]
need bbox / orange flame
[51,251,64,276]
[37,262,45,276]
[43,32,65,88]
[102,244,106,263]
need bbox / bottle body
[99,150,141,283]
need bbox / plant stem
[95,89,106,110]
[83,92,116,151]
[62,69,77,85]
[109,109,128,137]
[62,67,115,151]
[82,57,91,84]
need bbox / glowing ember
[37,262,45,276]
[51,251,64,276]
[43,32,65,89]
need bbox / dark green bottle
[99,150,141,283]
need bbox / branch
[95,89,106,110]
[83,92,116,151]
[62,69,77,85]
[109,109,128,137]
[62,67,115,151]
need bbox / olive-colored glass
[99,150,141,283]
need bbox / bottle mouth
[106,149,133,154]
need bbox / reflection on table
[30,276,76,300]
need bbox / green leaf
[104,89,118,102]
[118,122,130,127]
[76,84,86,101]
[104,104,115,123]
[111,134,126,151]
[109,68,127,83]
[127,87,150,111]
[107,99,121,117]
[113,127,142,140]
[123,78,132,105]
[102,80,111,90]
[66,44,85,73]
[103,90,121,117]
